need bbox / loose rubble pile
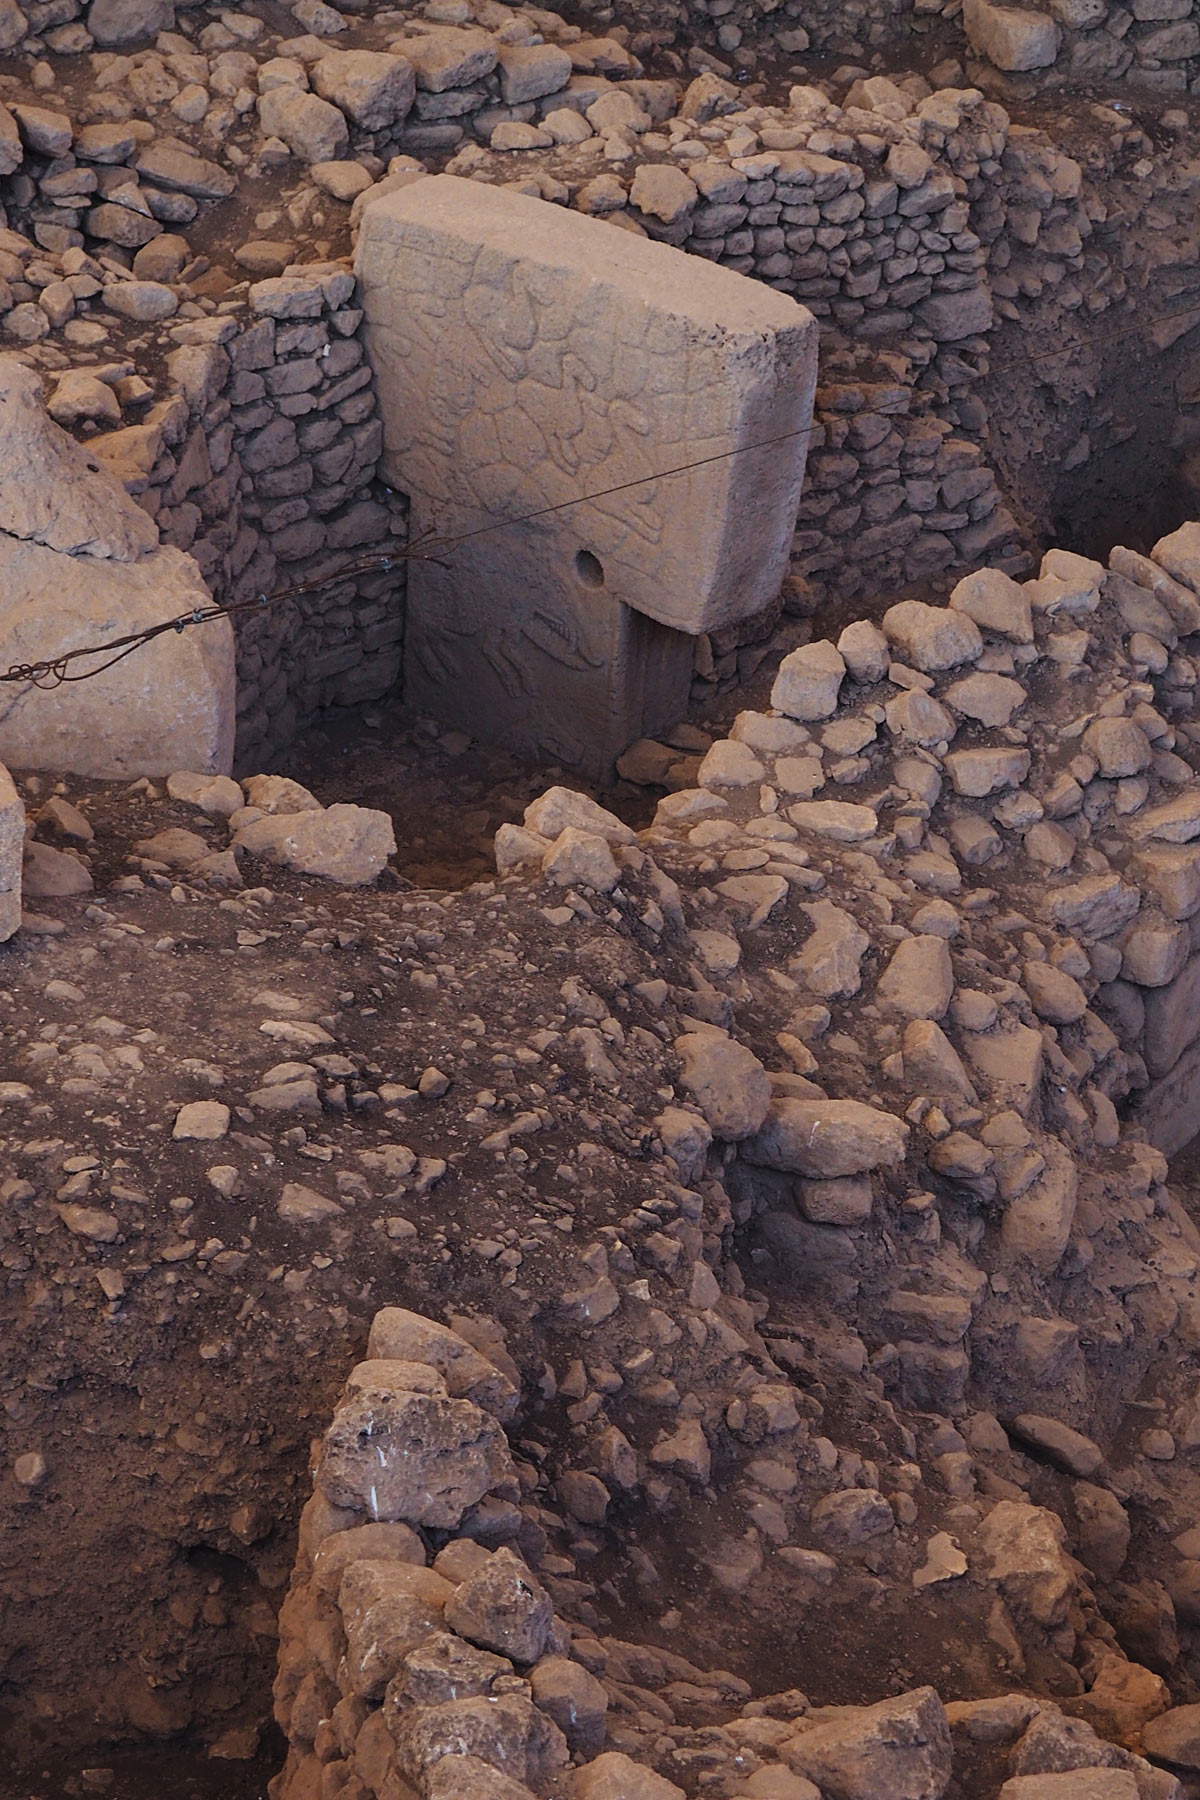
[269,1295,1200,1800]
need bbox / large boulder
[443,1548,554,1663]
[675,1030,771,1140]
[313,49,416,128]
[319,1383,515,1528]
[979,1501,1076,1628]
[743,1096,909,1178]
[367,1308,519,1419]
[0,763,21,941]
[572,1754,686,1798]
[259,86,350,163]
[0,364,232,780]
[0,359,157,559]
[233,804,395,885]
[87,0,174,45]
[1141,1702,1200,1770]
[964,0,1061,67]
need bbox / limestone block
[313,50,415,130]
[356,175,816,771]
[1130,1034,1200,1154]
[0,360,158,559]
[1143,952,1200,1077]
[572,1755,685,1799]
[398,26,498,92]
[233,804,395,885]
[1000,1140,1079,1273]
[0,2,26,51]
[0,536,233,779]
[496,43,572,103]
[0,762,22,942]
[743,1096,909,1177]
[258,86,349,163]
[782,1688,952,1800]
[0,358,233,779]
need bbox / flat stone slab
[355,175,817,770]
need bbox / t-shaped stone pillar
[355,174,818,774]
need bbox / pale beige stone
[356,175,817,771]
[964,0,1060,68]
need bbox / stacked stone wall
[87,262,408,770]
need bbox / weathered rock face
[0,360,158,559]
[86,0,174,47]
[367,1309,520,1420]
[232,803,395,885]
[743,1097,910,1177]
[0,536,234,779]
[0,360,233,778]
[675,1029,772,1140]
[964,0,1061,68]
[312,50,416,130]
[782,1687,953,1800]
[258,87,350,163]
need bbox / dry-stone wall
[456,74,1105,601]
[0,0,1197,772]
[502,518,1200,1296]
[0,356,235,777]
[964,0,1200,91]
[0,286,405,777]
[568,0,913,65]
[0,0,1196,776]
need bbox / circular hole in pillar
[574,549,605,588]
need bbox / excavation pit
[12,4,1200,1799]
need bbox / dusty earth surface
[0,706,1197,1800]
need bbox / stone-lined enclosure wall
[457,73,1139,604]
[275,1307,1194,1800]
[275,1306,975,1800]
[963,0,1200,92]
[501,516,1200,1277]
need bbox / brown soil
[279,695,659,888]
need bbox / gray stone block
[356,174,817,771]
